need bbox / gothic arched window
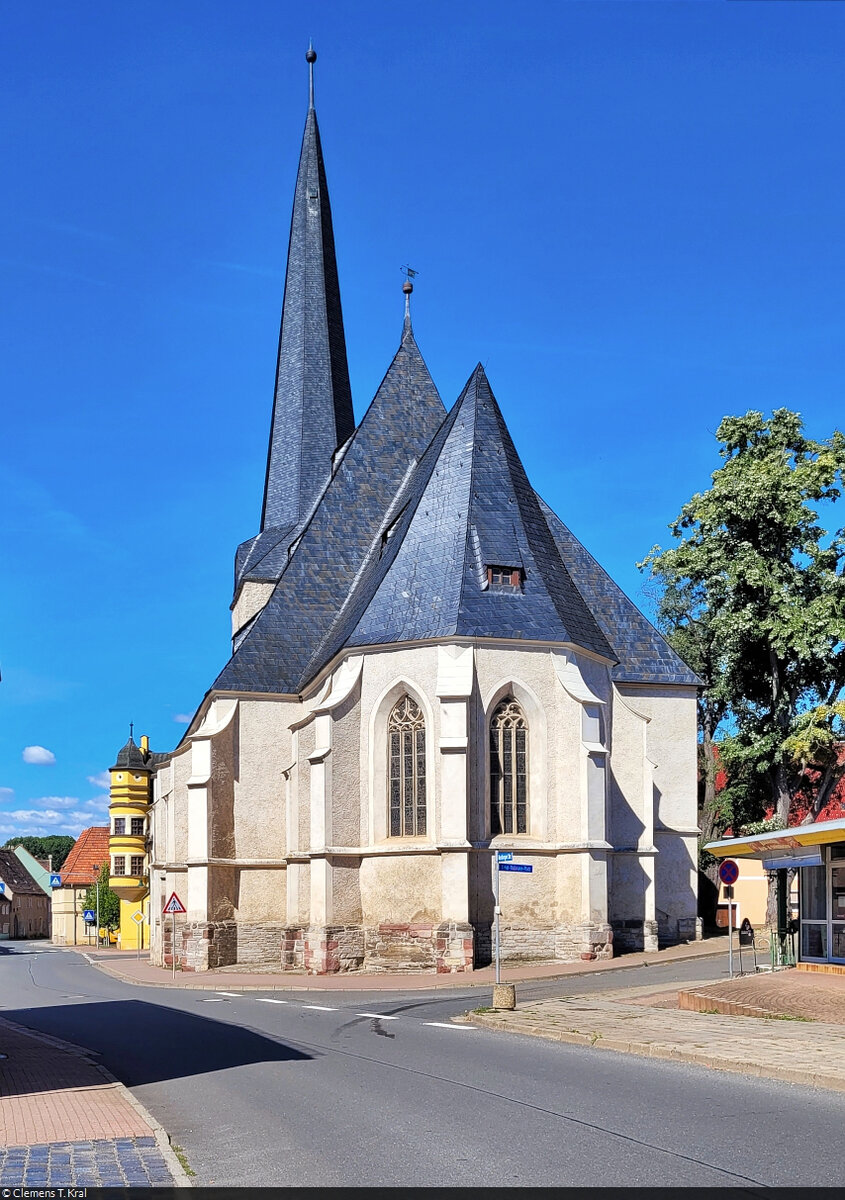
[388,695,426,838]
[490,697,527,835]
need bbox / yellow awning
[706,817,845,860]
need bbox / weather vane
[401,265,418,282]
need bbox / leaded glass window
[490,697,527,835]
[388,695,427,838]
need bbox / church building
[147,51,701,975]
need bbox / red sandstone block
[380,923,410,933]
[580,952,596,960]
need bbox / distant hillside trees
[3,834,76,871]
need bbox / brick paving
[465,972,845,1092]
[677,967,845,1023]
[0,1018,184,1186]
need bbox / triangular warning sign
[163,891,186,914]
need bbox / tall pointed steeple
[260,46,355,533]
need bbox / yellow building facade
[108,733,160,951]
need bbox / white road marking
[201,998,228,1003]
[424,1022,476,1030]
[300,1004,337,1011]
[357,1013,399,1020]
[255,997,289,1004]
[215,991,241,997]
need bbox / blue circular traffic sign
[718,859,739,885]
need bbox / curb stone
[456,1011,845,1093]
[0,1017,192,1187]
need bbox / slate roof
[539,499,702,686]
[0,849,48,895]
[260,100,355,536]
[313,365,616,666]
[109,736,167,772]
[60,826,110,887]
[214,318,446,694]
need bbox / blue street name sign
[83,909,96,923]
[497,852,513,863]
[49,874,62,888]
[499,863,532,873]
[0,882,4,894]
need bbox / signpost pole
[727,886,733,979]
[95,878,100,950]
[172,915,176,981]
[493,853,501,986]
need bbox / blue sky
[2,1,844,841]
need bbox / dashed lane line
[255,997,289,1004]
[356,1013,399,1020]
[301,1004,338,1011]
[215,991,241,997]
[424,1022,476,1030]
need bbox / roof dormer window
[487,565,522,590]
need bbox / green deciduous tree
[82,862,121,930]
[641,409,845,854]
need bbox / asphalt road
[2,942,843,1187]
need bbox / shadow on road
[1,999,311,1092]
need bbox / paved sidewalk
[74,936,725,992]
[0,1018,190,1186]
[678,968,845,1023]
[463,975,845,1092]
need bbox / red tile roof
[60,826,110,886]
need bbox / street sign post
[132,909,146,960]
[164,893,186,979]
[83,909,96,924]
[718,860,740,977]
[49,874,62,888]
[492,855,534,988]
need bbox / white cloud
[87,772,111,790]
[0,787,13,797]
[23,745,56,765]
[173,714,192,724]
[84,796,108,811]
[19,795,78,810]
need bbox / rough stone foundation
[611,919,659,953]
[302,926,365,974]
[555,922,614,961]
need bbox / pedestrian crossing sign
[163,892,186,914]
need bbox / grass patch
[472,1005,495,1014]
[763,1013,813,1022]
[172,1143,196,1178]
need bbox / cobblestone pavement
[0,1018,186,1186]
[0,1138,177,1187]
[464,976,845,1092]
[677,967,845,1022]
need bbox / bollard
[492,983,516,1010]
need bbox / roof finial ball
[306,46,317,64]
[402,279,413,296]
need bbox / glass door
[831,861,845,961]
[800,862,827,961]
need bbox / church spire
[260,46,355,533]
